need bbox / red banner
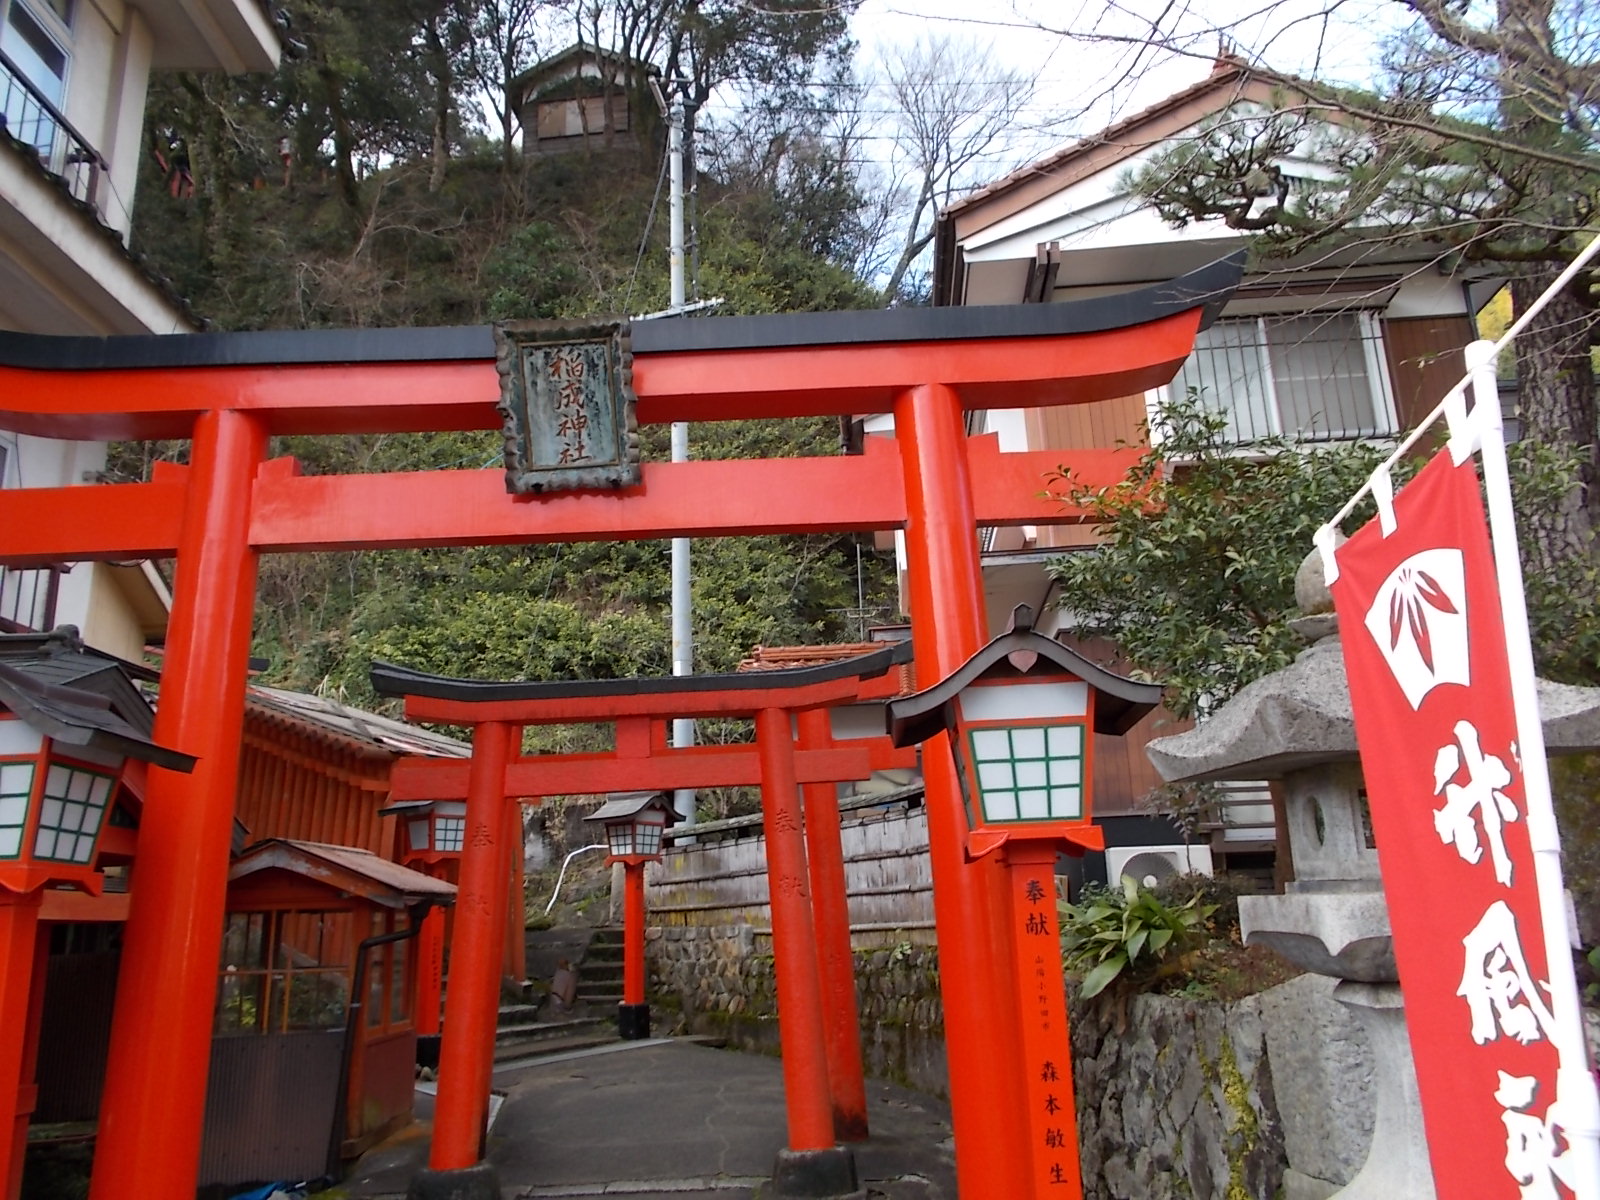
[1330,452,1570,1199]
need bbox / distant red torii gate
[372,644,915,1186]
[0,253,1243,1200]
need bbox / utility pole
[664,84,696,829]
[686,102,700,304]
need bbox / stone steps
[492,1016,612,1059]
[573,927,626,1007]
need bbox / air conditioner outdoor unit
[1103,843,1213,888]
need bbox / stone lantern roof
[1147,551,1600,784]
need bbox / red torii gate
[371,644,915,1192]
[0,252,1241,1200]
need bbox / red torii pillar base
[618,858,650,1041]
[406,1162,500,1200]
[771,1148,863,1200]
[755,707,861,1200]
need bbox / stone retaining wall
[645,926,1376,1200]
[646,924,949,1095]
[1068,976,1371,1200]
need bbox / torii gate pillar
[897,382,1032,1194]
[414,720,515,1194]
[90,410,266,1200]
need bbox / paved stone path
[344,1040,957,1199]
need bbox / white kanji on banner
[1496,1071,1575,1200]
[1433,720,1521,885]
[1361,547,1471,710]
[1459,900,1555,1046]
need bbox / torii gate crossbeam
[0,254,1243,1200]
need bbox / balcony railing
[0,564,64,634]
[0,45,106,211]
[1174,313,1399,445]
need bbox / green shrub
[1060,876,1215,999]
[1151,871,1261,939]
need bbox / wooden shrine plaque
[495,318,641,493]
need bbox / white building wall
[98,5,155,239]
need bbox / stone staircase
[492,1002,611,1061]
[482,926,631,1061]
[574,927,625,1009]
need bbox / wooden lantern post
[886,604,1164,1199]
[0,659,195,1200]
[382,798,470,1044]
[584,791,678,1039]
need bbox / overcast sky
[845,0,1406,175]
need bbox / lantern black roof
[0,628,195,771]
[884,606,1164,747]
[584,791,681,826]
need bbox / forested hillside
[118,0,903,755]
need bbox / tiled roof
[941,56,1258,221]
[736,641,916,696]
[736,643,889,671]
[247,685,471,760]
[231,838,457,904]
[507,41,656,101]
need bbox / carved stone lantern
[1146,550,1600,1200]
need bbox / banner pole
[1464,338,1600,1198]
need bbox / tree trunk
[425,16,452,193]
[501,94,518,173]
[320,66,361,226]
[883,175,935,303]
[1508,268,1599,596]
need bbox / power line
[623,143,671,312]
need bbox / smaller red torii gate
[372,645,916,1195]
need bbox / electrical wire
[624,142,671,312]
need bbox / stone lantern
[1146,549,1600,1200]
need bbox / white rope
[1316,227,1600,566]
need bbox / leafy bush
[1060,876,1215,999]
[1046,393,1398,720]
[1151,871,1263,939]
